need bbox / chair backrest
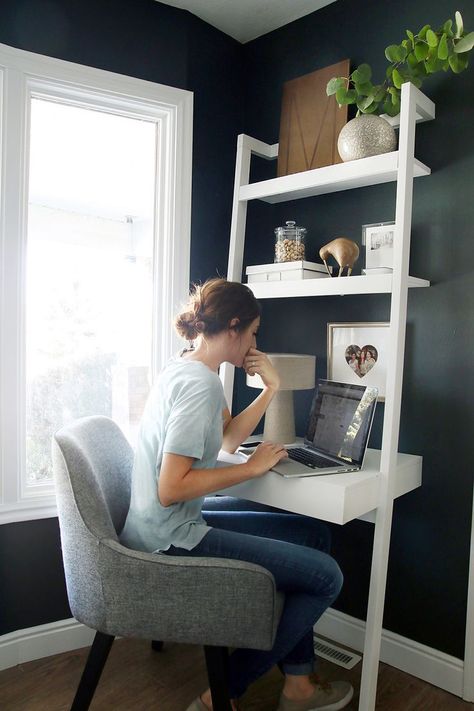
[54,415,133,538]
[53,416,134,628]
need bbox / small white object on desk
[216,449,249,466]
[246,260,331,283]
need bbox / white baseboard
[0,618,95,672]
[315,608,464,698]
[0,610,465,701]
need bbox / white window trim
[0,43,193,524]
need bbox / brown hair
[175,278,261,342]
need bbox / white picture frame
[327,322,390,401]
[362,221,395,271]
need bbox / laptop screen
[305,380,378,465]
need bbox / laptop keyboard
[287,447,342,469]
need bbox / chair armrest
[97,538,283,650]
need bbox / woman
[120,278,353,711]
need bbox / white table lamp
[247,353,316,444]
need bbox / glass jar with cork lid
[274,220,306,262]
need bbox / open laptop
[272,379,378,478]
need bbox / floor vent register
[313,636,362,669]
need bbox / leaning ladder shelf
[221,82,435,711]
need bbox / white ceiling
[156,0,337,44]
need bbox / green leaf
[354,81,373,96]
[364,101,379,114]
[414,41,429,61]
[351,63,372,83]
[443,19,453,37]
[426,29,439,47]
[418,24,431,39]
[399,44,408,60]
[424,45,444,73]
[388,86,400,104]
[417,59,428,75]
[372,84,387,102]
[454,32,474,53]
[382,97,393,115]
[385,44,404,62]
[336,87,356,105]
[438,33,449,59]
[385,99,400,117]
[406,29,415,43]
[386,65,394,79]
[326,77,345,96]
[411,59,427,77]
[449,52,469,73]
[455,11,463,39]
[410,75,423,88]
[392,68,404,89]
[357,95,375,112]
[335,86,348,105]
[457,51,469,70]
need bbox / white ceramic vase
[337,114,397,162]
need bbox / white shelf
[218,449,422,526]
[239,151,430,204]
[247,273,429,298]
[225,84,434,711]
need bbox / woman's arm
[221,348,280,453]
[158,442,287,507]
[221,388,276,453]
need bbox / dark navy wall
[0,0,473,662]
[0,0,243,635]
[237,0,474,658]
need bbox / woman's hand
[246,441,288,477]
[244,348,280,391]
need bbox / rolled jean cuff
[280,660,314,676]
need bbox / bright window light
[26,99,157,485]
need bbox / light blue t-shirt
[120,356,227,553]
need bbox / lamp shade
[246,353,316,444]
[246,353,316,391]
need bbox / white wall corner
[315,607,464,699]
[0,618,94,672]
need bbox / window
[0,43,193,523]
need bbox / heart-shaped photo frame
[344,344,378,378]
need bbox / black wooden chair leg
[71,631,115,711]
[151,640,164,651]
[204,645,232,711]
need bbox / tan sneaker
[276,680,353,711]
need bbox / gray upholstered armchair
[53,416,283,711]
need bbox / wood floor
[0,637,473,711]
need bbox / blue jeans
[164,496,343,699]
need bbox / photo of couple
[344,344,378,378]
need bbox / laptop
[272,379,378,478]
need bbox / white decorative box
[246,260,331,283]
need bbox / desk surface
[218,448,422,525]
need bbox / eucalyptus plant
[326,10,474,116]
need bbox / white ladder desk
[219,83,435,710]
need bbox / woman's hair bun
[174,277,260,342]
[174,311,199,340]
